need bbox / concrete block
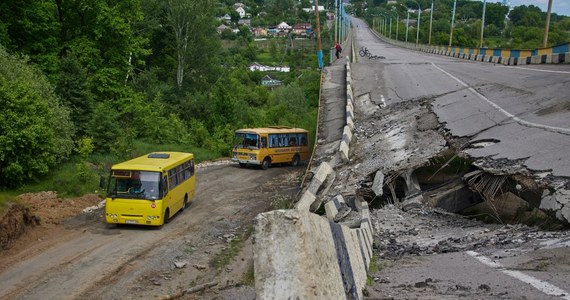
[325,194,345,221]
[531,55,540,64]
[347,115,354,131]
[342,125,352,145]
[339,140,350,162]
[551,54,561,64]
[254,210,346,299]
[295,192,316,212]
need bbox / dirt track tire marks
[0,163,301,300]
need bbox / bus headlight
[249,154,256,160]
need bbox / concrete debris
[372,205,569,260]
[173,261,187,269]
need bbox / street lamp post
[429,0,434,45]
[543,0,553,47]
[406,11,410,43]
[416,5,421,46]
[334,0,338,43]
[390,15,392,38]
[396,13,400,41]
[480,0,487,48]
[449,0,457,47]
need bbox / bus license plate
[126,220,138,224]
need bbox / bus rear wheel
[291,155,300,166]
[261,158,271,170]
[182,195,188,211]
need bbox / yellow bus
[231,126,311,169]
[103,152,195,226]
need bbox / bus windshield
[233,132,259,149]
[107,170,161,200]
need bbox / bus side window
[289,136,297,146]
[300,135,307,146]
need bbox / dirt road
[0,161,304,300]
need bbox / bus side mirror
[99,175,106,189]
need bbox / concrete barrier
[253,40,375,299]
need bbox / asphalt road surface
[351,18,570,178]
[347,17,570,299]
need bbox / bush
[0,46,74,188]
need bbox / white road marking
[503,66,570,74]
[432,63,570,135]
[467,251,570,299]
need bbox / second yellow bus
[231,126,311,169]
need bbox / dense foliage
[0,0,329,190]
[353,0,569,49]
[0,47,74,188]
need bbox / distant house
[276,22,292,32]
[327,12,336,20]
[387,0,398,4]
[235,6,246,18]
[249,63,290,73]
[238,19,252,27]
[292,23,312,36]
[260,75,283,89]
[220,14,231,23]
[216,24,230,34]
[252,27,268,37]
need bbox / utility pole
[543,0,553,47]
[315,0,323,69]
[480,0,487,48]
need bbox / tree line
[0,0,324,189]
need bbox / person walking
[335,42,342,60]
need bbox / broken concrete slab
[372,170,384,197]
[540,188,570,223]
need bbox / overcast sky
[490,0,570,17]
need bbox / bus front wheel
[163,209,170,224]
[261,158,271,170]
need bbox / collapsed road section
[253,22,569,298]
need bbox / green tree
[0,47,74,188]
[166,0,222,90]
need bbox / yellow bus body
[231,126,311,169]
[104,152,195,226]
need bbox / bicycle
[359,47,371,57]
